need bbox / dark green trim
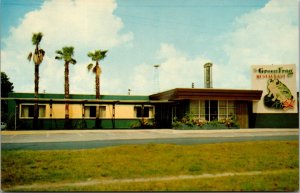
[6,118,155,130]
[250,113,299,128]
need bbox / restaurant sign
[252,64,297,113]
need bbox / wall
[6,93,154,130]
[250,113,299,128]
[13,119,153,130]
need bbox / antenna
[153,64,160,92]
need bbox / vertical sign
[252,64,297,113]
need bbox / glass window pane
[200,115,206,120]
[39,106,46,117]
[228,108,235,116]
[99,106,106,118]
[190,100,199,114]
[135,107,142,117]
[219,100,227,108]
[84,107,90,117]
[219,108,226,115]
[143,107,150,117]
[28,106,34,117]
[228,101,235,108]
[21,106,29,117]
[200,107,205,115]
[90,106,96,117]
[219,115,226,120]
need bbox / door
[235,101,249,128]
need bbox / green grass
[1,140,299,191]
[8,169,298,192]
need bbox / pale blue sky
[1,0,298,95]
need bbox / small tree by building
[1,72,14,123]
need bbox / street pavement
[1,129,298,150]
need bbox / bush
[172,113,239,130]
[130,119,156,129]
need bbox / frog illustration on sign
[264,79,294,110]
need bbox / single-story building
[6,88,298,129]
[5,64,298,130]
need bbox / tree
[27,32,45,129]
[1,72,14,97]
[87,50,107,129]
[87,50,108,99]
[1,72,14,123]
[55,46,77,129]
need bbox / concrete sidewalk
[1,128,298,135]
[1,129,298,144]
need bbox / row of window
[190,100,236,121]
[20,105,153,118]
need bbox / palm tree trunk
[33,49,39,129]
[95,63,100,128]
[96,74,100,99]
[65,62,70,129]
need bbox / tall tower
[204,63,213,88]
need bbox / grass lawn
[1,140,299,191]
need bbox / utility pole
[153,64,160,93]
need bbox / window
[21,105,46,118]
[209,100,218,121]
[135,106,153,118]
[190,100,235,121]
[84,106,106,118]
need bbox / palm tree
[87,50,108,99]
[87,50,107,128]
[27,32,45,129]
[55,47,77,129]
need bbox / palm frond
[56,46,76,63]
[102,50,108,56]
[99,50,108,60]
[87,49,108,62]
[32,32,43,45]
[87,52,94,58]
[55,50,63,55]
[70,58,77,65]
[55,56,63,60]
[27,52,32,61]
[63,47,74,56]
[39,49,45,56]
[87,63,94,71]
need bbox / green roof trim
[8,93,149,101]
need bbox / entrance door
[236,101,249,128]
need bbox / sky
[0,0,298,96]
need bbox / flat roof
[150,88,263,101]
[5,89,263,103]
[8,92,149,101]
[2,98,174,105]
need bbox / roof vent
[204,63,213,88]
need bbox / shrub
[172,113,239,130]
[130,119,156,129]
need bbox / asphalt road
[1,129,298,150]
